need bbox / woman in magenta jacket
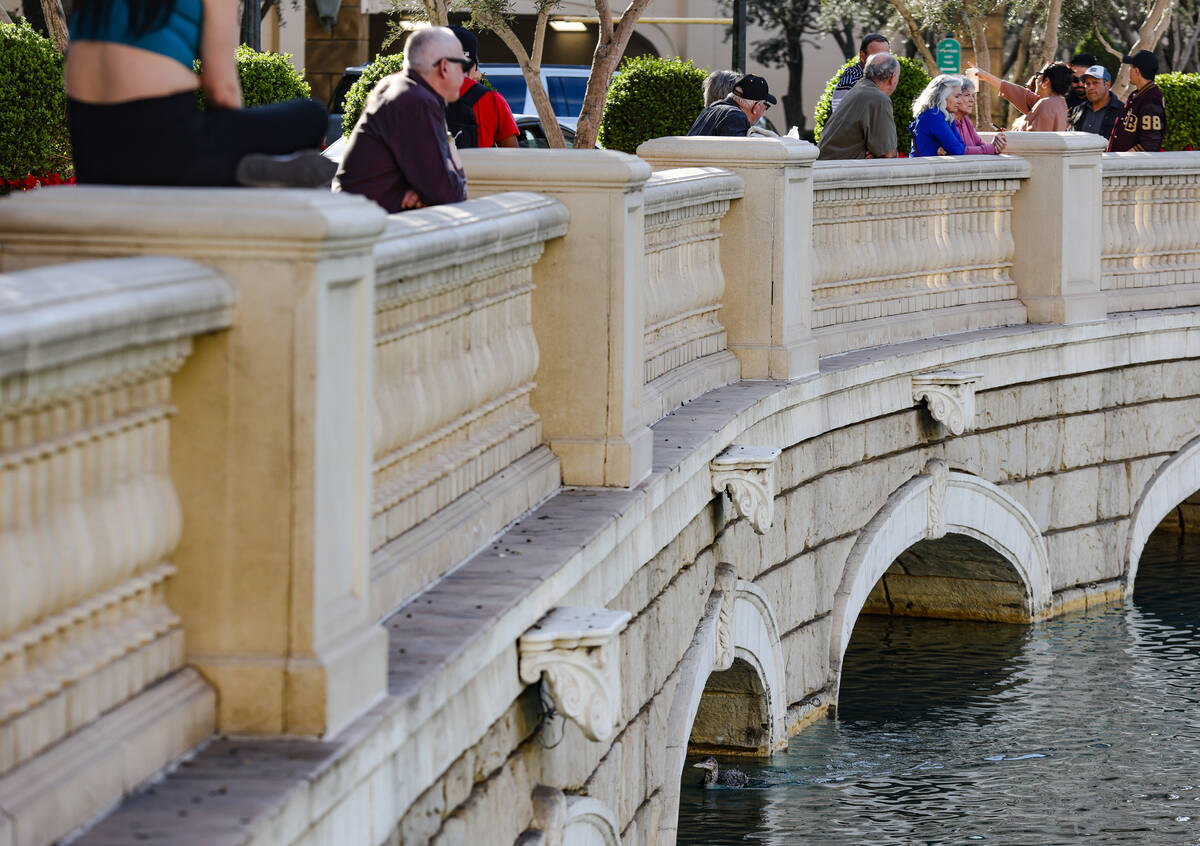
[953,76,1008,155]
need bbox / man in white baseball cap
[1068,65,1123,140]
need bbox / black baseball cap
[1122,49,1159,78]
[450,25,478,68]
[732,74,777,105]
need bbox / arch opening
[829,467,1052,709]
[1127,433,1200,595]
[688,656,771,755]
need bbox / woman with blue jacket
[909,75,966,157]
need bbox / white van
[478,64,590,130]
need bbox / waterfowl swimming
[692,756,749,788]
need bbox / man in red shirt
[449,26,518,148]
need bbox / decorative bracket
[713,562,738,671]
[925,458,949,540]
[710,444,782,534]
[912,371,984,436]
[518,607,632,742]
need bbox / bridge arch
[828,463,1053,701]
[1125,432,1200,595]
[658,578,787,842]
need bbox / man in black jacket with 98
[687,74,777,137]
[1107,50,1167,152]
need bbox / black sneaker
[234,150,338,188]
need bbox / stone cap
[460,148,652,193]
[374,191,568,281]
[0,256,235,379]
[999,131,1108,155]
[814,155,1031,190]
[518,606,632,652]
[0,186,387,253]
[637,135,819,169]
[644,167,744,215]
[1101,150,1200,178]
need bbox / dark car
[325,65,366,144]
[514,115,576,148]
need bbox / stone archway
[828,461,1053,702]
[658,575,787,843]
[1125,432,1200,595]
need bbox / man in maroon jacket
[1107,50,1167,152]
[333,27,469,212]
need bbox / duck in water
[692,756,749,788]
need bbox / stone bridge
[1,132,1199,846]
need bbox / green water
[677,533,1200,845]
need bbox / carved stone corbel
[518,607,632,742]
[713,562,738,671]
[710,444,782,534]
[912,371,984,436]
[925,458,949,540]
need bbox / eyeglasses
[439,56,472,71]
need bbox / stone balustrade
[369,193,568,617]
[641,168,743,426]
[0,255,231,840]
[1101,152,1200,312]
[810,157,1030,356]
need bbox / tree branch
[487,16,567,148]
[40,0,70,52]
[1037,0,1063,66]
[887,0,938,74]
[1114,0,1175,97]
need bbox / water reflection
[677,532,1200,845]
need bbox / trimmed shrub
[1155,72,1200,151]
[814,56,931,155]
[342,53,405,138]
[598,55,707,153]
[197,45,311,109]
[0,20,71,189]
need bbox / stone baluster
[459,149,654,487]
[0,187,389,738]
[636,136,821,381]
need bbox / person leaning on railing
[66,0,334,186]
[968,61,1070,132]
[816,52,900,160]
[908,75,966,157]
[954,75,1006,154]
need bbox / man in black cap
[687,74,776,137]
[1108,50,1166,152]
[447,25,519,148]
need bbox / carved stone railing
[641,168,743,425]
[1101,153,1200,312]
[811,157,1030,356]
[370,193,568,617]
[0,256,231,797]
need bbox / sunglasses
[440,56,473,71]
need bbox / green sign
[937,37,961,74]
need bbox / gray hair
[704,70,739,107]
[957,74,977,95]
[403,26,463,73]
[912,73,962,120]
[863,52,900,82]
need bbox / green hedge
[342,53,405,138]
[814,56,930,155]
[198,45,311,109]
[0,20,70,186]
[598,55,706,154]
[1155,72,1200,151]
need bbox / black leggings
[68,92,327,186]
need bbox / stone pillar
[636,136,819,381]
[1004,132,1108,324]
[0,187,389,738]
[459,150,653,487]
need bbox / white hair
[403,26,462,73]
[912,74,962,121]
[704,70,739,107]
[862,52,899,82]
[958,74,977,95]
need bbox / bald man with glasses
[334,26,470,212]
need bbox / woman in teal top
[66,0,333,186]
[908,75,967,158]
